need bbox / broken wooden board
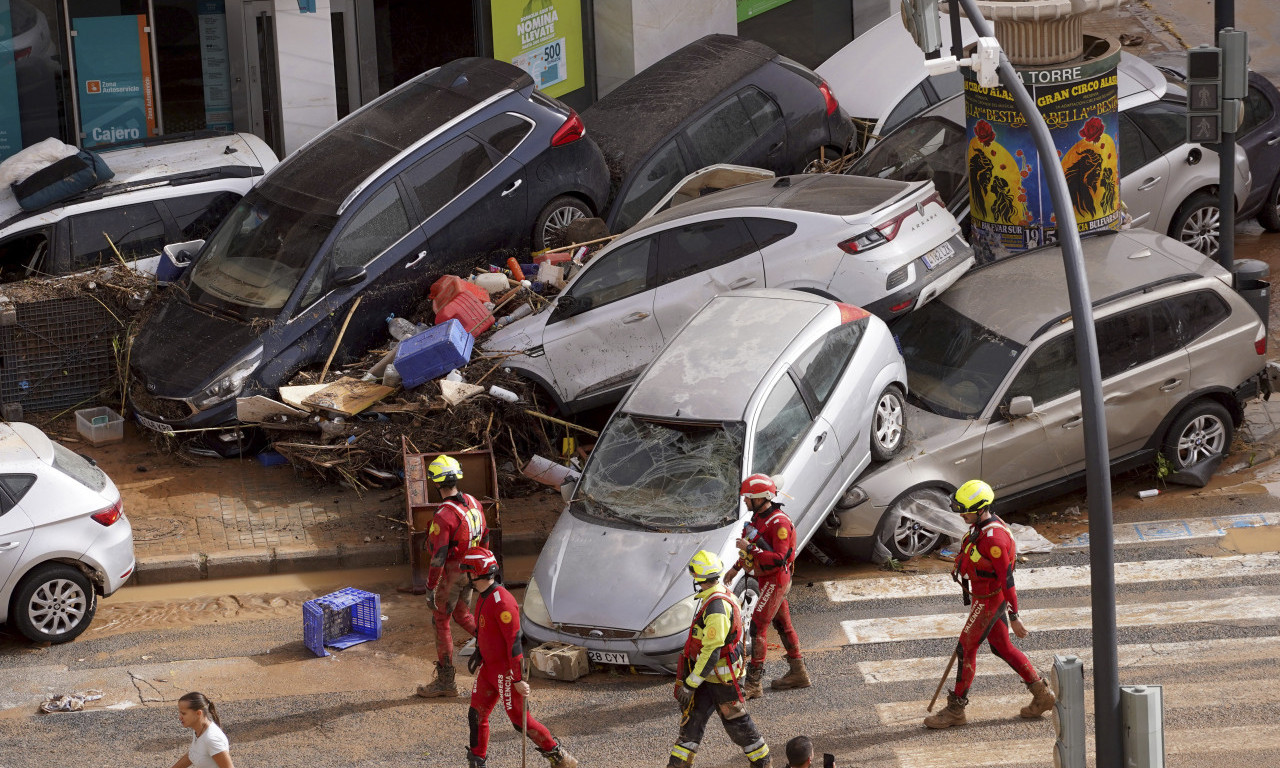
[302,377,395,417]
[236,395,309,423]
[440,380,485,406]
[280,384,327,410]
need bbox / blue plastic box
[394,318,474,389]
[303,587,382,657]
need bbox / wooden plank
[279,384,327,410]
[236,395,308,423]
[301,377,395,416]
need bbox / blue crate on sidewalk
[303,587,382,657]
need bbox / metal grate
[0,297,123,412]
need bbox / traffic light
[1051,654,1086,768]
[1121,685,1165,768]
[1186,45,1222,144]
[900,0,943,55]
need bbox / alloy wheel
[1178,205,1220,257]
[1175,413,1227,467]
[27,578,89,637]
[541,206,585,248]
[874,392,904,454]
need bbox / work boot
[415,662,459,698]
[769,657,811,690]
[466,751,487,768]
[749,753,772,768]
[743,663,765,700]
[923,691,968,729]
[1020,677,1056,718]
[540,744,578,768]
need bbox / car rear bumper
[865,240,975,319]
[522,613,683,673]
[87,514,135,595]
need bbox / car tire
[533,196,591,251]
[1169,192,1221,258]
[1161,399,1234,471]
[190,425,267,459]
[732,575,761,658]
[12,563,98,644]
[882,487,947,561]
[870,384,907,461]
[1259,176,1280,233]
[803,144,847,170]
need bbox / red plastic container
[435,291,493,337]
[533,250,574,266]
[429,275,489,314]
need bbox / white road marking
[823,552,1280,603]
[1059,511,1280,548]
[857,635,1280,684]
[841,595,1280,644]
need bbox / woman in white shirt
[169,691,235,768]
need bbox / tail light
[1256,325,1267,355]
[838,230,887,253]
[91,500,123,527]
[835,303,870,324]
[551,110,585,147]
[818,81,840,116]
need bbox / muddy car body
[129,58,609,455]
[520,290,906,671]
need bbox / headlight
[839,485,868,508]
[642,596,696,638]
[191,346,263,410]
[522,576,553,628]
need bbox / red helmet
[740,473,777,500]
[459,546,499,578]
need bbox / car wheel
[883,487,947,561]
[1169,192,1221,258]
[870,384,907,461]
[732,575,760,658]
[12,564,98,644]
[533,196,590,251]
[803,144,846,171]
[1161,399,1234,470]
[1259,176,1280,233]
[189,425,266,459]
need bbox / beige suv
[823,228,1268,563]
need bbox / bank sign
[491,0,584,98]
[72,15,156,147]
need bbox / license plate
[587,650,630,666]
[135,414,175,435]
[922,240,957,270]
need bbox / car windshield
[186,188,337,316]
[848,116,967,203]
[893,299,1025,418]
[572,415,745,532]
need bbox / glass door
[66,0,162,147]
[240,0,280,154]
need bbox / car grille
[555,624,638,640]
[129,380,193,420]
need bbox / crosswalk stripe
[890,726,1280,768]
[856,635,1280,683]
[841,595,1280,644]
[823,552,1280,603]
[1058,511,1280,548]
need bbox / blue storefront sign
[72,15,155,147]
[0,0,24,161]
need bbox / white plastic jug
[472,272,510,295]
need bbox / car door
[651,218,765,339]
[1094,301,1189,457]
[1238,79,1280,206]
[64,201,167,274]
[402,134,509,272]
[748,371,840,534]
[444,114,533,259]
[0,478,34,590]
[1125,100,1203,231]
[1118,112,1171,229]
[980,330,1085,494]
[541,237,661,403]
[684,87,788,176]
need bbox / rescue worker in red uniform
[670,550,771,768]
[417,454,489,698]
[459,547,578,768]
[724,474,809,699]
[924,479,1056,728]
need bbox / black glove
[467,651,482,674]
[675,683,695,710]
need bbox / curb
[130,531,548,586]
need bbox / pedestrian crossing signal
[1051,654,1085,768]
[1186,45,1223,145]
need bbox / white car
[0,423,133,643]
[486,173,973,414]
[521,290,907,671]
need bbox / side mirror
[330,265,367,288]
[1007,395,1035,417]
[551,293,579,321]
[1187,147,1202,166]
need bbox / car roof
[583,35,778,188]
[0,422,53,466]
[942,229,1230,345]
[257,57,532,217]
[622,290,830,421]
[0,132,275,230]
[627,173,910,235]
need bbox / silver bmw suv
[823,227,1268,563]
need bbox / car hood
[131,296,262,397]
[857,402,979,503]
[533,509,740,632]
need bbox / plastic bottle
[384,363,402,388]
[387,316,420,341]
[507,258,526,282]
[488,385,519,403]
[495,303,533,328]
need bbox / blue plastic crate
[303,587,382,657]
[394,318,475,389]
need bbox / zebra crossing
[811,508,1280,767]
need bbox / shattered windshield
[893,300,1024,419]
[187,189,337,316]
[573,416,745,532]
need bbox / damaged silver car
[521,290,907,671]
[820,228,1268,564]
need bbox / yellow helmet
[427,455,464,484]
[952,479,994,513]
[687,550,724,582]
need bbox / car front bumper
[522,614,684,673]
